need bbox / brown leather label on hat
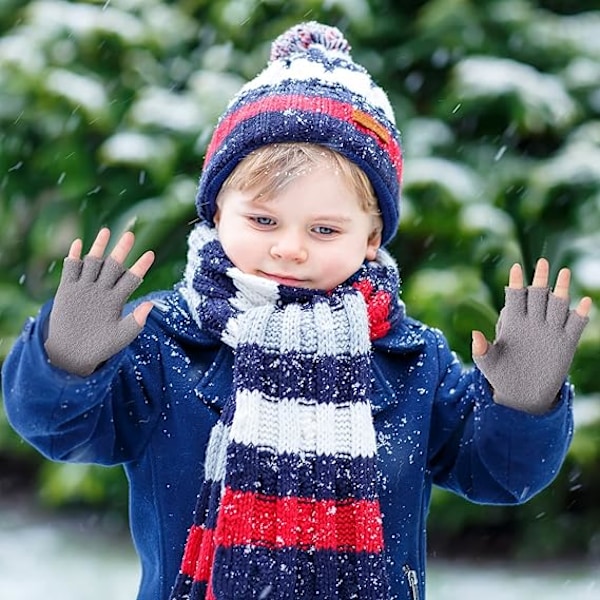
[352,109,390,144]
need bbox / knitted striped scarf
[171,223,401,600]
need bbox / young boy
[2,21,592,600]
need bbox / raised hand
[472,258,592,414]
[44,228,155,376]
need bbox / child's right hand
[44,228,155,376]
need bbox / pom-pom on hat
[196,21,403,245]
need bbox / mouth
[259,272,308,287]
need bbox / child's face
[214,166,381,290]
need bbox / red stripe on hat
[213,487,385,553]
[204,94,402,173]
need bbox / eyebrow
[242,198,353,224]
[311,215,352,224]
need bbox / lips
[260,272,307,287]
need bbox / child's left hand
[472,258,592,414]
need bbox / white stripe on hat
[235,54,396,124]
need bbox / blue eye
[251,216,275,226]
[313,226,337,235]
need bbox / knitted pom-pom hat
[196,21,403,245]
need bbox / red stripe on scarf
[205,94,402,172]
[180,524,217,582]
[352,279,392,340]
[214,488,385,553]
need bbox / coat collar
[372,302,427,354]
[144,290,221,347]
[150,290,427,354]
[147,291,428,417]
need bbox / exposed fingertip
[577,296,593,318]
[133,301,154,327]
[471,330,488,358]
[68,238,83,259]
[508,263,524,289]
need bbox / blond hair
[217,143,382,235]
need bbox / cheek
[319,247,365,285]
[220,229,262,271]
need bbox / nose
[270,232,308,262]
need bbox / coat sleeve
[426,328,574,504]
[1,300,170,466]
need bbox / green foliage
[1,0,599,559]
[39,461,129,514]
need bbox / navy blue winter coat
[2,290,573,600]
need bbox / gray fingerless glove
[473,286,589,414]
[44,255,144,376]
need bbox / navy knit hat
[196,21,403,245]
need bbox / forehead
[244,194,354,220]
[222,172,368,222]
